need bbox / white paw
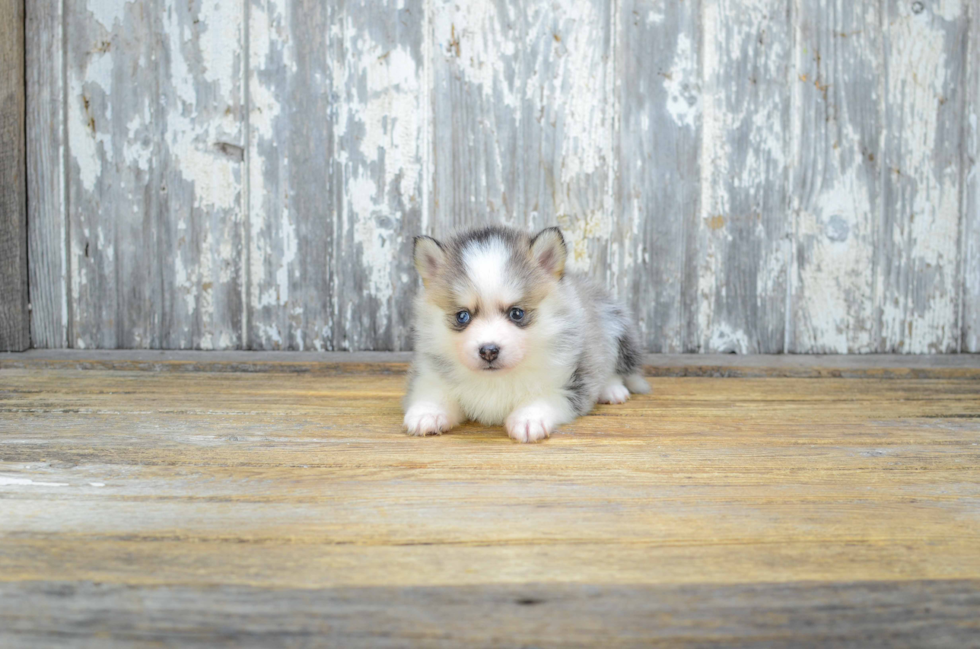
[404,402,453,437]
[598,381,630,404]
[505,406,556,443]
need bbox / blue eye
[508,307,525,322]
[455,310,471,325]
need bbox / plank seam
[607,0,619,291]
[60,0,72,349]
[19,0,30,349]
[955,0,972,354]
[242,0,251,351]
[421,0,432,234]
[688,0,704,354]
[786,0,803,354]
[872,0,885,352]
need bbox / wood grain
[332,0,425,351]
[0,0,29,352]
[247,0,336,352]
[791,0,880,353]
[0,365,979,644]
[248,0,425,352]
[877,0,967,353]
[698,0,792,353]
[617,0,701,352]
[65,0,245,349]
[25,0,67,349]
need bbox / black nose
[479,344,499,362]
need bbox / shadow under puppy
[404,226,650,443]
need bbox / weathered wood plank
[430,0,615,280]
[876,0,967,352]
[963,1,980,353]
[248,0,424,351]
[25,0,68,349]
[66,0,245,349]
[333,0,426,351]
[0,369,980,643]
[791,0,880,353]
[698,0,793,353]
[617,0,701,352]
[0,0,29,352]
[2,580,979,648]
[247,0,336,351]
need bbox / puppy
[403,226,650,443]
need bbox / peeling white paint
[664,33,700,129]
[337,11,425,344]
[349,175,394,325]
[878,2,962,352]
[87,0,130,31]
[434,0,519,109]
[708,323,750,354]
[646,8,665,25]
[276,207,298,308]
[68,47,114,192]
[164,3,241,213]
[698,0,790,352]
[797,171,876,353]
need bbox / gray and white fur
[404,225,650,443]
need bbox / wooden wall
[26,0,979,352]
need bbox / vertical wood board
[26,0,68,349]
[617,0,701,352]
[0,0,29,352]
[698,0,793,353]
[247,0,337,351]
[248,0,425,351]
[876,0,967,352]
[790,0,880,353]
[66,0,245,349]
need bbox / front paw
[505,406,556,443]
[404,403,453,437]
[598,381,630,404]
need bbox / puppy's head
[414,226,566,373]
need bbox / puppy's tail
[615,328,650,394]
[624,373,651,394]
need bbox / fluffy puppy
[403,226,650,443]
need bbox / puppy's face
[414,228,567,373]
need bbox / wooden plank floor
[1,359,979,646]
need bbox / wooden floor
[1,355,979,647]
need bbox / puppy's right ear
[414,236,446,286]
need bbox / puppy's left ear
[530,227,567,279]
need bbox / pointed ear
[413,235,446,285]
[530,227,567,279]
